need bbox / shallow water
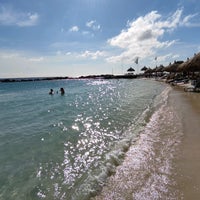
[0,79,169,199]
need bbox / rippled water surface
[0,79,167,199]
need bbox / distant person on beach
[49,89,54,95]
[60,88,65,95]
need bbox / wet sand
[170,87,200,199]
[92,86,200,199]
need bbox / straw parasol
[127,67,135,75]
[144,68,152,73]
[141,66,148,71]
[155,65,165,72]
[149,67,156,73]
[127,67,135,72]
[184,53,200,72]
[144,68,153,77]
[177,58,191,72]
[164,61,184,73]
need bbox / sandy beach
[170,87,200,199]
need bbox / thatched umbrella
[177,58,191,72]
[141,66,148,71]
[127,67,135,72]
[151,67,157,73]
[164,61,184,73]
[184,53,200,72]
[144,68,153,77]
[127,67,135,74]
[144,68,153,74]
[155,65,164,72]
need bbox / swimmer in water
[60,88,65,95]
[49,89,54,95]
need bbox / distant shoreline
[0,74,138,83]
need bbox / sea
[0,78,183,200]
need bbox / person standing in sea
[60,88,65,95]
[49,89,54,95]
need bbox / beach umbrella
[144,68,153,77]
[151,67,158,73]
[185,53,200,72]
[144,68,152,73]
[141,66,148,71]
[127,67,135,72]
[164,61,184,73]
[164,64,173,72]
[177,58,191,72]
[155,65,164,72]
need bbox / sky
[0,0,200,78]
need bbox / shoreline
[92,81,200,199]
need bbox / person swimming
[49,89,54,95]
[60,87,65,95]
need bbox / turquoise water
[0,79,166,199]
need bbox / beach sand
[170,87,200,199]
[92,85,200,200]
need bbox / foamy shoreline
[149,78,200,198]
[145,78,200,199]
[92,80,200,199]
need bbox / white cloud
[69,26,79,32]
[80,50,106,60]
[0,5,39,27]
[181,13,200,27]
[86,20,101,31]
[106,8,195,64]
[68,21,100,36]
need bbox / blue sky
[0,0,200,78]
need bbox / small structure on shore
[141,66,148,72]
[127,67,135,75]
